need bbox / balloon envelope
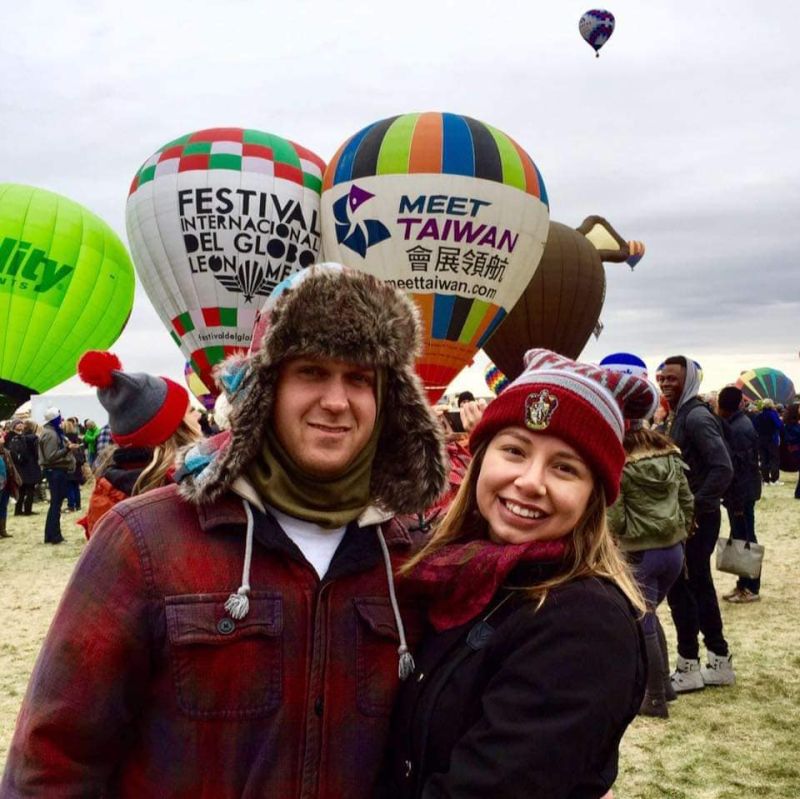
[626,240,645,269]
[600,352,649,379]
[579,9,615,55]
[736,367,796,406]
[126,127,325,391]
[321,112,549,402]
[183,361,216,410]
[483,221,605,378]
[0,184,135,417]
[484,362,510,396]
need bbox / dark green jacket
[608,447,694,552]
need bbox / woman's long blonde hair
[94,421,200,496]
[402,439,645,613]
[132,421,200,495]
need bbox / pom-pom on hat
[77,351,189,448]
[470,349,659,504]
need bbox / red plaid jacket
[2,485,425,798]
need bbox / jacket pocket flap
[354,597,400,642]
[166,592,283,645]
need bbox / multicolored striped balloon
[484,362,510,396]
[126,127,325,391]
[736,367,796,406]
[626,240,645,270]
[321,112,549,402]
[579,9,615,57]
[600,352,649,379]
[183,361,216,410]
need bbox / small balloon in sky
[579,9,615,57]
[626,240,645,270]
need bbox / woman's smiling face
[476,427,595,545]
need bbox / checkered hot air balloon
[126,128,325,393]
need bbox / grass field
[1,478,799,796]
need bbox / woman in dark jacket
[380,350,652,799]
[8,421,42,515]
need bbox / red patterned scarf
[401,536,567,631]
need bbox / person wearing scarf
[2,266,446,799]
[75,351,202,539]
[378,349,654,799]
[37,408,77,544]
[658,355,735,692]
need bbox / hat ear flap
[371,370,446,514]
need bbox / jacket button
[416,671,425,682]
[217,618,235,635]
[314,696,324,717]
[404,759,413,778]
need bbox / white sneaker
[701,650,735,686]
[670,656,705,693]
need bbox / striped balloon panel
[323,112,547,204]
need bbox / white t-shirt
[266,504,347,579]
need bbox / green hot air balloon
[0,184,135,417]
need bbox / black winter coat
[669,397,733,515]
[7,432,41,485]
[379,572,645,799]
[722,411,762,508]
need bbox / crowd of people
[0,265,798,797]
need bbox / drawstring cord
[225,499,254,620]
[377,527,415,681]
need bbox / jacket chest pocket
[166,592,283,719]
[354,597,411,718]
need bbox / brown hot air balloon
[483,216,630,379]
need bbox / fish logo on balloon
[332,185,391,257]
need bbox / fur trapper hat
[179,265,446,515]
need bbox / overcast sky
[2,0,798,405]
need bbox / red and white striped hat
[470,349,659,503]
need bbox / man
[37,408,78,545]
[2,267,446,798]
[717,386,763,603]
[658,356,734,691]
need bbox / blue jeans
[66,480,81,511]
[727,501,760,594]
[667,508,729,658]
[0,487,10,520]
[44,469,69,543]
[628,543,685,635]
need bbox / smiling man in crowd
[658,355,734,693]
[2,266,445,798]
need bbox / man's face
[272,357,378,478]
[657,364,686,408]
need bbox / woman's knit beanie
[470,348,658,504]
[78,351,189,447]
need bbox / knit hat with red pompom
[77,351,189,448]
[469,349,659,504]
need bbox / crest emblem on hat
[525,390,559,430]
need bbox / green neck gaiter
[247,372,385,529]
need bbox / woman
[7,420,41,516]
[76,350,202,538]
[608,424,693,717]
[381,349,653,799]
